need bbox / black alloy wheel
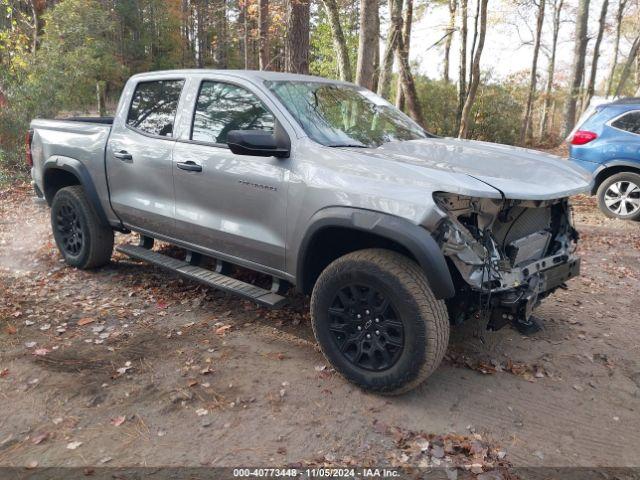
[328,284,404,371]
[55,201,84,256]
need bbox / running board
[116,244,287,308]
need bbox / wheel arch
[592,161,640,194]
[296,207,455,300]
[42,156,110,227]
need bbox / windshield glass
[266,81,428,148]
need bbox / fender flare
[592,160,640,193]
[296,207,455,300]
[42,156,110,227]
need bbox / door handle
[113,150,133,161]
[176,161,202,172]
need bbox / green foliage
[0,0,124,175]
[411,75,522,144]
[309,4,358,80]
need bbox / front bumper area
[486,255,580,330]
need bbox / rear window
[611,111,640,135]
[127,80,185,137]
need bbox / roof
[129,69,352,85]
[606,97,640,106]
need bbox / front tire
[51,186,114,269]
[596,172,640,220]
[310,249,449,395]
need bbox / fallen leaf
[195,408,208,416]
[31,432,49,445]
[215,325,232,335]
[32,348,50,356]
[26,460,38,469]
[5,325,17,335]
[0,369,9,378]
[110,416,126,427]
[77,318,95,326]
[67,441,83,450]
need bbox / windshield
[266,81,428,148]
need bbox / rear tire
[596,172,640,221]
[310,249,449,395]
[51,186,114,269]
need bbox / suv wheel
[597,172,640,220]
[51,186,114,269]
[310,249,449,394]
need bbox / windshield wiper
[326,143,368,148]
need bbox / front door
[106,78,185,236]
[171,79,288,271]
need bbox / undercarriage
[433,193,580,331]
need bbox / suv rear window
[611,111,640,135]
[127,80,185,137]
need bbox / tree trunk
[96,81,107,117]
[214,0,228,68]
[468,0,480,88]
[539,0,563,139]
[259,0,270,69]
[583,0,609,109]
[519,0,545,145]
[395,35,424,126]
[356,0,380,90]
[561,0,591,138]
[456,0,468,130]
[285,0,310,73]
[377,0,403,99]
[458,0,487,139]
[395,0,412,109]
[443,0,456,82]
[605,0,628,97]
[196,0,205,68]
[614,35,640,97]
[321,0,353,81]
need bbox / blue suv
[569,98,640,220]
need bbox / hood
[357,137,593,200]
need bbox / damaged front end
[433,192,581,331]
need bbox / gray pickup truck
[28,70,591,394]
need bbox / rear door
[106,78,185,235]
[171,77,289,272]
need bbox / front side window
[192,81,275,144]
[266,81,427,148]
[127,80,185,137]
[611,111,640,135]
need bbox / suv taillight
[570,130,598,145]
[25,129,34,166]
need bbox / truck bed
[30,117,115,223]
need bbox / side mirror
[227,128,290,158]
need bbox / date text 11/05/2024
[232,468,401,477]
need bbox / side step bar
[116,244,287,308]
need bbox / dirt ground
[1,180,639,474]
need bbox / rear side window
[127,80,185,137]
[611,111,640,135]
[191,81,274,144]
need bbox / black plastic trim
[42,159,110,227]
[297,207,455,299]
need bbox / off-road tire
[596,172,640,221]
[310,248,449,395]
[51,186,114,269]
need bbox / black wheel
[51,186,114,269]
[310,249,449,394]
[597,172,640,221]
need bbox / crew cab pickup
[29,70,592,394]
